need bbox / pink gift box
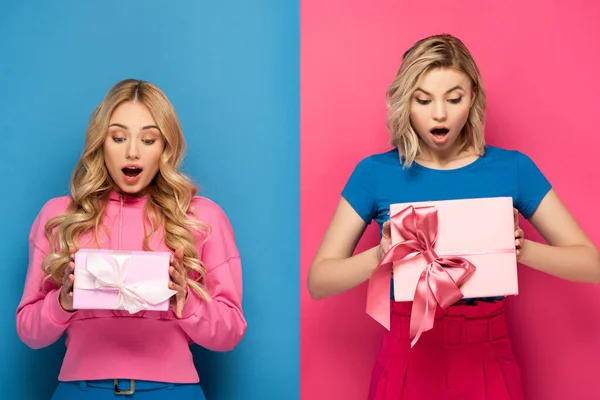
[391,196,518,302]
[73,249,176,313]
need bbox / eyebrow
[414,85,464,96]
[108,123,161,131]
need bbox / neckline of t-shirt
[408,146,491,174]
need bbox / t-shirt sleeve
[515,152,552,219]
[341,157,377,223]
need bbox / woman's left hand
[514,208,525,261]
[169,246,188,319]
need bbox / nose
[126,140,140,160]
[432,101,447,122]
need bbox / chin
[116,183,146,195]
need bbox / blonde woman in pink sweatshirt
[16,79,247,399]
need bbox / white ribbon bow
[74,252,177,314]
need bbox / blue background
[0,1,299,399]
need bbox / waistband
[388,300,509,349]
[391,297,507,319]
[62,379,196,394]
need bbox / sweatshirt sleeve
[16,198,76,349]
[176,198,246,351]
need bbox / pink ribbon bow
[366,205,476,347]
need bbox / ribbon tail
[115,291,125,310]
[366,260,393,330]
[409,267,437,347]
[430,260,474,309]
[118,282,178,314]
[117,287,149,314]
[129,281,178,305]
[367,242,420,330]
[409,261,475,346]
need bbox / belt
[73,379,178,395]
[390,312,508,349]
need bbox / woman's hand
[169,246,189,319]
[514,208,525,261]
[376,220,392,262]
[59,247,77,312]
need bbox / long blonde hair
[386,34,487,167]
[42,79,211,300]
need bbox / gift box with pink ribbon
[73,249,177,313]
[366,197,518,347]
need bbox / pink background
[300,1,600,399]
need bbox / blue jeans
[51,379,206,399]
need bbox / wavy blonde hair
[42,79,211,300]
[386,34,487,167]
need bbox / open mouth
[121,166,143,178]
[430,127,449,139]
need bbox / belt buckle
[114,379,135,395]
[442,315,466,350]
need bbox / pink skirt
[368,299,524,400]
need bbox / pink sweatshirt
[16,191,246,383]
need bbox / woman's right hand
[376,220,392,262]
[59,248,77,312]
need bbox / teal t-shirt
[341,145,552,301]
